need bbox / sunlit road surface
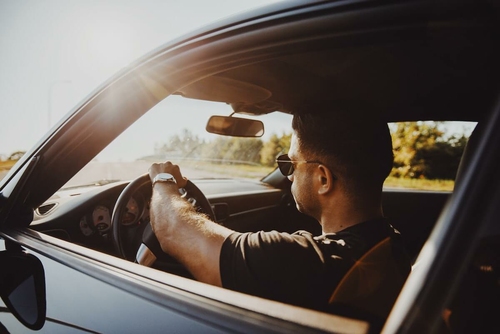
[64,161,226,188]
[1,160,265,188]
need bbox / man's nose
[287,174,294,182]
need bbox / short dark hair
[291,107,393,196]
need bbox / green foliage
[155,129,204,158]
[155,128,260,164]
[157,122,468,183]
[203,136,263,164]
[391,122,467,180]
[260,133,291,167]
[384,176,454,191]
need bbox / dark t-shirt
[219,219,411,313]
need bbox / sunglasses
[275,154,323,176]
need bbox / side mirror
[206,115,264,137]
[0,247,46,330]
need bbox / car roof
[174,1,500,123]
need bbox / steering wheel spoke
[136,243,156,266]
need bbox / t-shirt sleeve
[219,230,344,308]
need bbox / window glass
[63,113,476,191]
[63,95,293,189]
[384,121,476,191]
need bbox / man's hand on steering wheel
[112,161,216,270]
[148,161,188,189]
[113,160,230,285]
[147,161,231,286]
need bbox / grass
[0,160,17,170]
[384,176,454,191]
[174,160,275,179]
[1,158,455,191]
[182,160,456,191]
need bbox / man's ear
[317,165,335,195]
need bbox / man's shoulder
[314,218,399,258]
[333,218,397,239]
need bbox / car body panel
[0,231,368,334]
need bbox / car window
[63,95,293,189]
[384,121,476,191]
[1,110,476,192]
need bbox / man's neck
[320,203,384,234]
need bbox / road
[64,161,227,187]
[1,160,264,187]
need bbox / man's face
[288,134,319,219]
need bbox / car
[1,0,499,333]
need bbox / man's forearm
[150,182,232,286]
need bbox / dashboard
[78,195,147,237]
[30,178,286,257]
[30,181,150,254]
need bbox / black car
[1,0,499,333]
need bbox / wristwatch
[152,173,177,187]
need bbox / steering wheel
[111,173,216,270]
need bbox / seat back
[328,237,408,324]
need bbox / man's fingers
[170,164,188,188]
[149,161,188,188]
[148,163,161,181]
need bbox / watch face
[154,173,176,184]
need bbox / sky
[0,0,283,159]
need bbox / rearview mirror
[0,248,46,330]
[206,115,264,137]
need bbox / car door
[0,228,370,333]
[0,235,230,334]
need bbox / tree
[413,134,468,180]
[390,122,468,180]
[260,133,291,167]
[155,129,204,157]
[203,137,263,164]
[8,151,26,161]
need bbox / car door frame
[384,99,500,332]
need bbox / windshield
[63,95,293,188]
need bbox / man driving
[148,108,411,318]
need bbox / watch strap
[152,173,177,187]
